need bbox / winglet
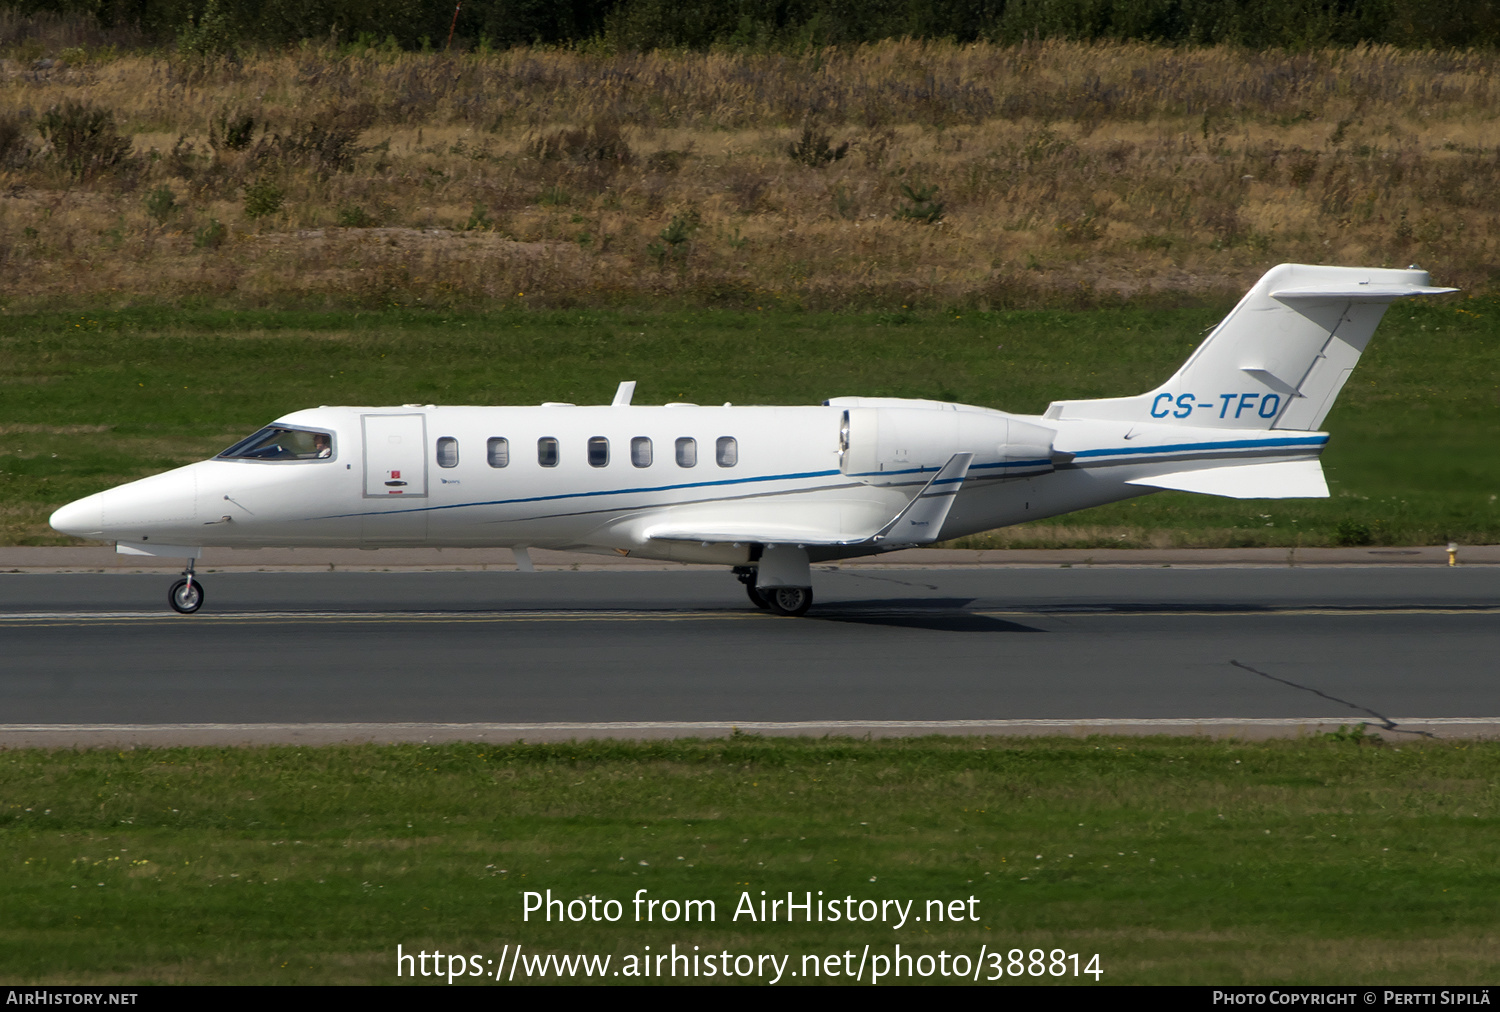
[612,381,637,407]
[876,452,973,545]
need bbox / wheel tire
[168,578,204,614]
[765,586,813,617]
[746,583,770,610]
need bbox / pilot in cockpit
[218,426,334,461]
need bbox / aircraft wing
[646,452,974,547]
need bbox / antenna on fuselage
[612,381,637,407]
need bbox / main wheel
[765,586,813,616]
[168,578,204,614]
[746,583,770,609]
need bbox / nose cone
[50,493,106,539]
[50,466,200,542]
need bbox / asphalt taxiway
[1,562,1495,744]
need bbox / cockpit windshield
[218,426,334,461]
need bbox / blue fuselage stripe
[318,468,844,519]
[317,435,1326,521]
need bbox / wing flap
[1126,459,1328,499]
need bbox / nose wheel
[168,561,205,614]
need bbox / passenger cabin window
[716,436,738,467]
[436,437,458,468]
[587,436,609,467]
[631,436,653,468]
[218,426,334,461]
[487,437,509,468]
[675,437,697,467]
[537,437,559,467]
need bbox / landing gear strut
[168,559,205,614]
[734,567,770,610]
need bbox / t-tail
[1046,264,1455,430]
[1042,264,1455,498]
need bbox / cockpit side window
[218,426,335,461]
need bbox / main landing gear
[762,586,813,616]
[168,559,205,614]
[733,553,814,617]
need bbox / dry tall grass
[3,40,1499,308]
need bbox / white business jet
[49,264,1453,615]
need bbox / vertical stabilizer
[1042,264,1454,430]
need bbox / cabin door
[360,412,429,543]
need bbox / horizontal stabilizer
[1271,284,1457,301]
[1125,459,1328,499]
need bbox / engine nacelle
[827,398,1055,485]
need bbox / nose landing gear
[168,560,205,614]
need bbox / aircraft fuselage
[48,401,1326,565]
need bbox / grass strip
[2,735,1497,984]
[2,299,1496,548]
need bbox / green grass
[2,736,1497,984]
[2,298,1497,545]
